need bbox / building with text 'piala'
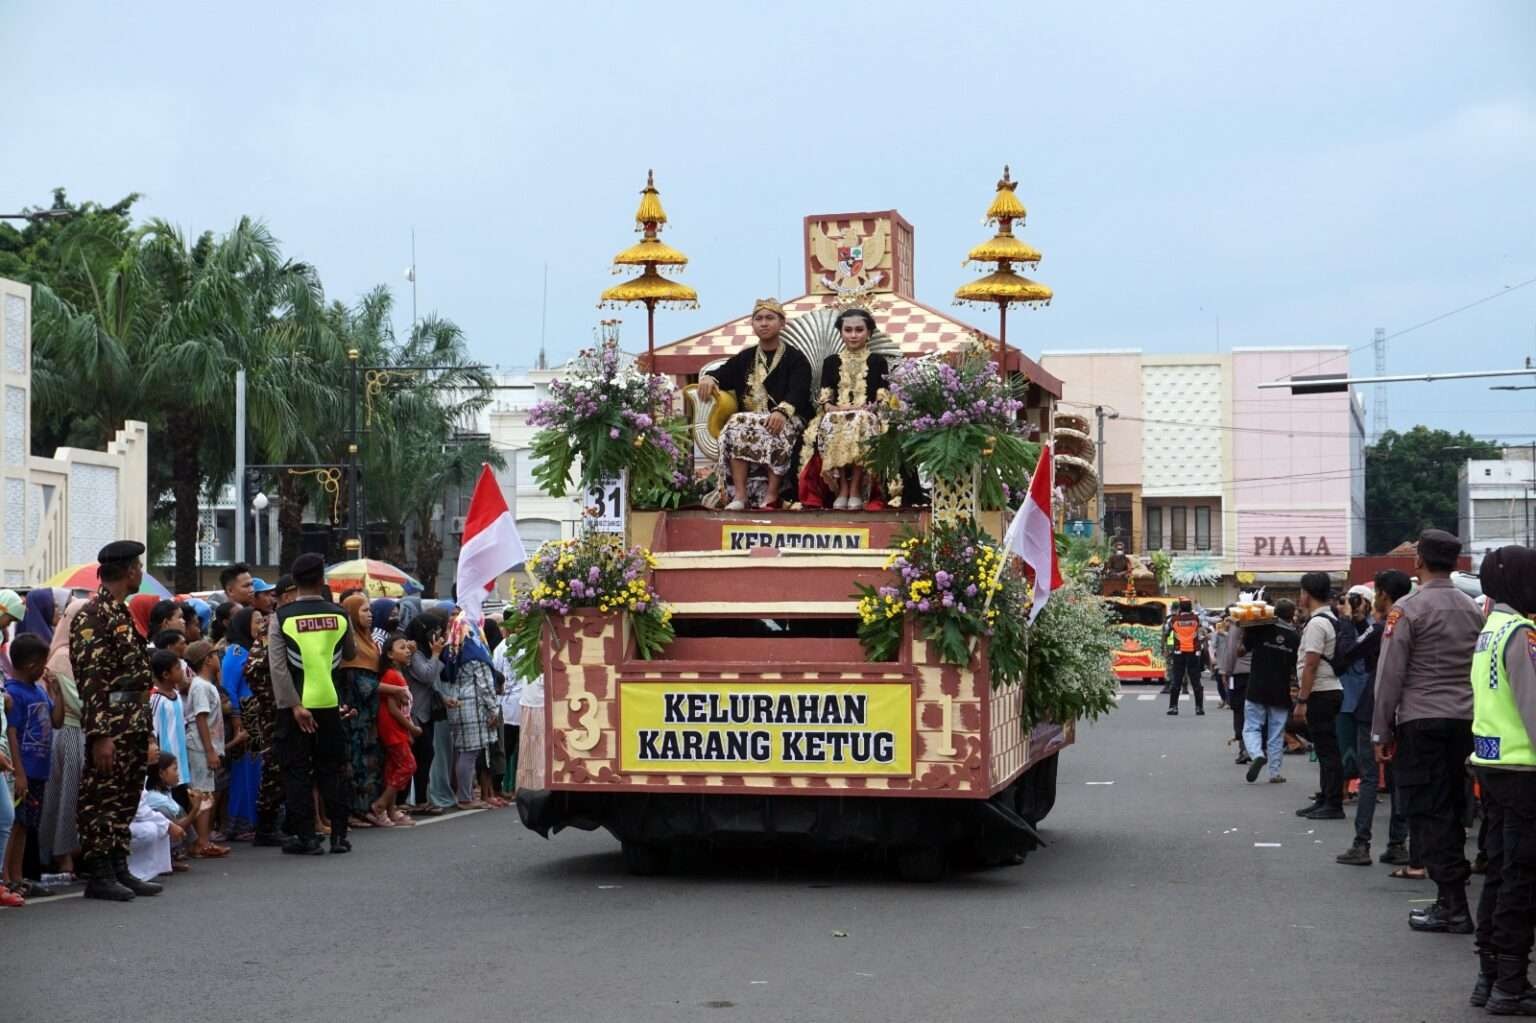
[1041,346,1366,604]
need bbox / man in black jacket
[1240,600,1301,783]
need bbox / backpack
[1317,609,1359,674]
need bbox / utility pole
[346,349,361,556]
[234,369,246,563]
[1372,326,1388,440]
[1095,405,1109,541]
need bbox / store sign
[619,681,912,776]
[720,523,870,551]
[1237,510,1349,572]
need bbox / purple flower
[941,593,955,608]
[588,566,601,582]
[917,599,931,613]
[965,583,979,598]
[609,427,620,439]
[934,570,952,590]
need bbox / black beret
[97,539,146,564]
[290,553,326,577]
[1418,528,1463,563]
[274,574,296,595]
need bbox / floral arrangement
[854,520,1028,685]
[865,338,1038,510]
[1020,583,1121,729]
[527,337,690,497]
[501,528,674,681]
[854,520,1119,729]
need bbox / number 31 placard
[584,472,626,534]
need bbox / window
[1104,493,1133,550]
[1145,506,1163,550]
[1170,506,1188,550]
[1195,507,1211,550]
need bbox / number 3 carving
[568,693,600,752]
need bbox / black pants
[273,707,351,843]
[1229,674,1249,743]
[1168,653,1204,710]
[411,718,436,806]
[1476,768,1536,964]
[1396,717,1474,902]
[1308,690,1344,810]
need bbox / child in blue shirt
[4,634,58,892]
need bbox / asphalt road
[3,685,1489,1023]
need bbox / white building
[1459,447,1535,570]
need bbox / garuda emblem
[811,223,887,298]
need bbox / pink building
[1042,346,1364,596]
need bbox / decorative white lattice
[3,478,24,556]
[68,463,119,565]
[26,482,42,551]
[1142,364,1223,495]
[4,385,25,467]
[3,294,25,374]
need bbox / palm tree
[139,217,335,592]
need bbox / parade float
[510,171,1118,880]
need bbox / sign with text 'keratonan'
[720,523,871,551]
[619,682,912,776]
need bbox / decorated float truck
[514,195,1096,880]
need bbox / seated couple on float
[694,298,889,512]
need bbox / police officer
[1165,599,1206,716]
[71,540,162,901]
[1466,546,1536,1011]
[1372,528,1484,933]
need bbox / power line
[1119,412,1528,441]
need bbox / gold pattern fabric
[745,343,786,413]
[816,410,882,485]
[719,412,802,481]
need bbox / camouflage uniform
[241,642,285,832]
[72,585,153,864]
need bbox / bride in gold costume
[803,308,890,511]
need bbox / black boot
[329,835,352,854]
[1486,955,1536,1016]
[1380,843,1410,865]
[282,835,326,856]
[1473,954,1498,1008]
[1409,892,1473,933]
[112,853,162,896]
[81,856,135,902]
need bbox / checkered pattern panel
[659,297,981,360]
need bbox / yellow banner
[619,681,912,776]
[721,524,871,551]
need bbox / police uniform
[1166,608,1206,714]
[71,540,161,900]
[1372,530,1484,928]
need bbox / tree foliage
[1365,426,1502,553]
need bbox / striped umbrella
[324,558,424,598]
[45,562,174,598]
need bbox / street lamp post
[252,491,269,566]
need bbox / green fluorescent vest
[281,608,348,709]
[1471,610,1536,768]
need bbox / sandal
[1389,866,1427,880]
[193,844,231,859]
[413,804,446,817]
[365,810,395,828]
[350,815,377,829]
[457,800,488,811]
[171,861,191,873]
[390,813,416,827]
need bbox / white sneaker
[831,496,846,510]
[725,499,746,511]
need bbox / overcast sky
[3,1,1533,438]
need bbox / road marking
[413,807,487,827]
[1254,842,1282,848]
[1085,781,1115,786]
[1137,694,1156,701]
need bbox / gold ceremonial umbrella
[954,166,1052,376]
[599,170,698,370]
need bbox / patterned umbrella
[45,562,173,598]
[324,558,424,598]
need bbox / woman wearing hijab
[369,597,399,649]
[442,612,501,809]
[127,593,159,640]
[220,608,263,837]
[18,586,57,642]
[37,597,87,875]
[339,593,387,826]
[404,610,450,813]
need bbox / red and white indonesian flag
[1004,443,1063,624]
[455,464,526,625]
